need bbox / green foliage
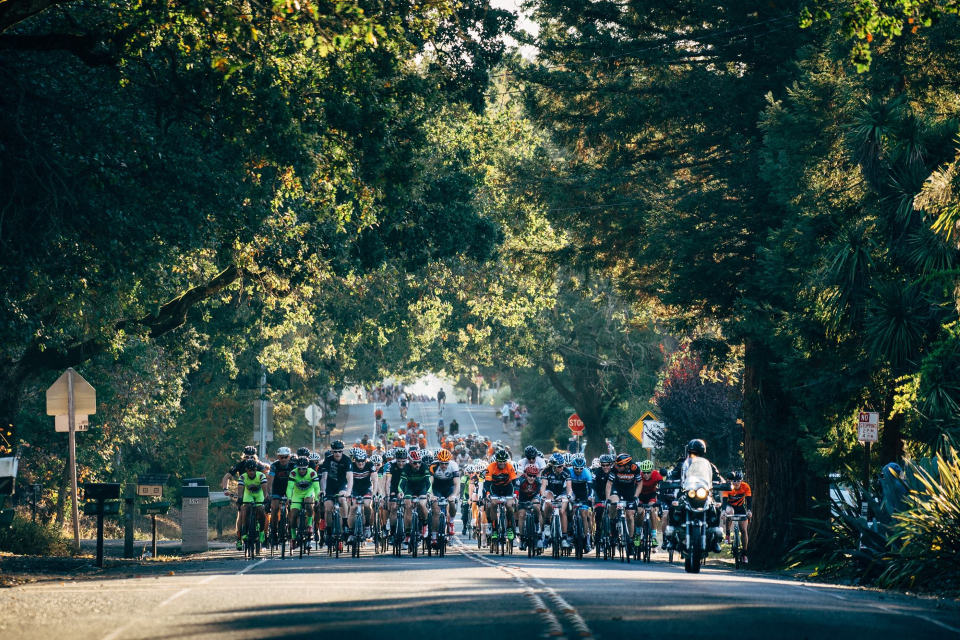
[0,513,74,556]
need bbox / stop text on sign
[568,413,584,435]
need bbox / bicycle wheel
[573,513,584,560]
[551,515,561,559]
[643,518,651,564]
[410,511,419,557]
[279,508,288,559]
[733,525,742,570]
[438,512,447,558]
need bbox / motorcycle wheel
[685,536,702,574]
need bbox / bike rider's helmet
[550,452,565,466]
[296,456,309,468]
[324,450,334,460]
[615,453,633,467]
[276,447,292,457]
[244,459,258,471]
[308,452,321,463]
[384,450,396,462]
[395,448,409,460]
[370,454,383,466]
[436,449,452,463]
[455,445,465,453]
[297,447,310,457]
[686,439,707,456]
[524,445,538,460]
[354,449,368,463]
[243,445,257,456]
[408,449,422,463]
[730,470,744,482]
[331,440,345,451]
[599,454,615,465]
[494,450,510,463]
[524,465,540,477]
[421,452,435,466]
[572,456,586,469]
[563,453,574,465]
[639,460,654,472]
[438,419,444,426]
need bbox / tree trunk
[880,385,904,465]
[742,339,809,567]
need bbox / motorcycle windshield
[681,458,713,490]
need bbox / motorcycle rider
[663,439,725,553]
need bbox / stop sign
[568,413,584,436]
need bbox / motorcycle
[662,478,731,573]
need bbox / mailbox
[139,501,170,516]
[182,477,206,487]
[83,501,120,515]
[83,483,121,501]
[208,491,231,507]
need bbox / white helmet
[276,447,292,456]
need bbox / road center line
[159,588,191,607]
[198,575,220,584]
[237,558,270,575]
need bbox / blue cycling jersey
[569,468,594,501]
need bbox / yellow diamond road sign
[629,411,658,444]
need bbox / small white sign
[54,414,90,433]
[253,431,274,442]
[857,411,879,442]
[642,420,665,449]
[305,404,323,426]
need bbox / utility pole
[259,365,268,460]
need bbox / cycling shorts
[242,489,265,505]
[609,494,638,510]
[324,484,348,501]
[487,486,514,499]
[726,504,747,516]
[637,491,658,505]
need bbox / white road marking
[101,620,136,640]
[159,588,191,607]
[198,575,220,584]
[237,558,270,575]
[464,404,480,435]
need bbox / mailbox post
[139,501,170,558]
[83,483,121,568]
[0,457,17,529]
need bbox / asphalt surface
[340,401,521,453]
[4,537,959,640]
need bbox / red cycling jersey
[639,470,663,494]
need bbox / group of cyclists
[222,407,752,563]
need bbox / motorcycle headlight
[687,490,696,499]
[695,488,708,500]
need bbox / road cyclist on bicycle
[541,453,573,550]
[568,455,595,553]
[722,471,752,562]
[484,450,518,545]
[516,464,542,551]
[266,447,296,548]
[383,448,408,536]
[348,449,378,543]
[606,453,642,548]
[636,459,663,550]
[428,449,460,545]
[437,388,446,414]
[399,448,432,549]
[223,446,270,551]
[286,456,320,549]
[320,440,354,548]
[237,459,268,549]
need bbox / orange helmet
[436,449,452,463]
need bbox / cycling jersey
[569,468,594,502]
[320,456,353,494]
[429,461,460,496]
[484,461,517,496]
[383,461,407,494]
[228,459,269,477]
[351,460,375,496]
[542,467,570,496]
[609,463,641,496]
[517,477,541,502]
[239,471,267,503]
[593,469,611,501]
[399,463,432,496]
[723,482,752,509]
[286,469,319,504]
[268,460,296,497]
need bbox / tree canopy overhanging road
[3,0,960,627]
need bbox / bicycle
[608,500,629,563]
[408,496,423,558]
[491,495,512,555]
[373,496,387,554]
[435,497,449,557]
[639,503,654,564]
[392,498,405,557]
[521,502,540,557]
[327,499,342,558]
[730,513,749,569]
[271,497,289,559]
[597,507,611,560]
[296,501,311,559]
[548,499,563,559]
[571,501,588,560]
[243,502,263,560]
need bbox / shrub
[0,513,74,556]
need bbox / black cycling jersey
[320,456,353,493]
[351,460,375,495]
[269,460,296,496]
[593,469,611,501]
[517,478,541,502]
[383,461,406,493]
[542,467,570,495]
[228,459,269,477]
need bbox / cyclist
[320,440,354,547]
[266,447,296,547]
[449,418,459,436]
[722,471,752,562]
[606,453,642,546]
[453,444,470,466]
[348,449,377,542]
[399,394,408,420]
[237,459,268,548]
[307,452,324,546]
[436,419,445,443]
[467,464,486,539]
[223,446,270,550]
[636,459,663,549]
[286,456,320,549]
[375,407,384,428]
[296,446,310,459]
[428,449,460,543]
[516,464,542,551]
[484,450,517,544]
[568,455,595,552]
[541,453,573,549]
[523,445,546,471]
[383,448,408,536]
[437,388,446,413]
[399,449,432,548]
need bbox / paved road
[339,401,520,453]
[4,539,959,639]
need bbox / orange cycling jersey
[723,482,752,507]
[485,461,517,486]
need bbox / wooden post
[151,514,158,558]
[67,369,80,551]
[123,484,135,558]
